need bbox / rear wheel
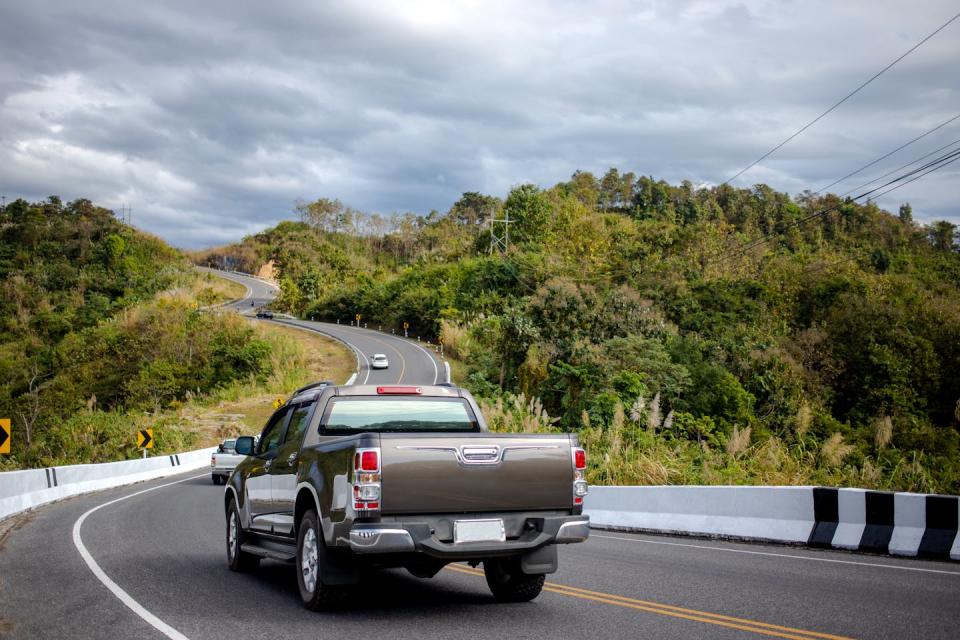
[212,474,222,485]
[226,498,260,572]
[296,509,348,610]
[484,557,545,602]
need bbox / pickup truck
[211,440,249,485]
[224,383,589,610]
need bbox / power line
[713,146,960,265]
[818,112,960,194]
[723,10,960,185]
[865,150,960,200]
[854,148,960,201]
[841,136,960,197]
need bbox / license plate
[453,519,505,544]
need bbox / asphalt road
[203,269,445,386]
[1,470,958,640]
[2,269,957,639]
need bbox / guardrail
[585,485,960,561]
[0,447,216,521]
[5,453,957,564]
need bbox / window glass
[283,403,315,446]
[323,397,478,433]
[259,408,289,454]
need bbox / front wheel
[484,557,545,602]
[296,509,348,610]
[226,499,260,572]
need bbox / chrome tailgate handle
[459,445,502,465]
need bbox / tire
[296,509,348,611]
[212,474,222,485]
[226,498,260,572]
[484,557,545,602]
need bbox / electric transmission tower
[489,210,511,254]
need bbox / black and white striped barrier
[809,487,959,559]
[586,486,959,561]
[0,447,216,521]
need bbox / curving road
[1,270,958,639]
[204,269,446,386]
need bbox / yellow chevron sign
[137,429,154,449]
[0,418,10,454]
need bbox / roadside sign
[403,322,409,329]
[273,397,286,409]
[0,419,10,454]
[137,429,154,449]
[439,336,444,344]
[356,313,361,322]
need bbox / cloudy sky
[1,1,957,248]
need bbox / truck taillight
[355,449,379,472]
[353,447,381,513]
[572,447,588,506]
[210,454,216,466]
[573,448,586,470]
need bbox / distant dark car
[255,311,274,319]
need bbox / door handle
[287,452,298,464]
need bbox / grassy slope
[177,319,355,445]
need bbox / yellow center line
[444,565,852,640]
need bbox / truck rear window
[322,397,479,433]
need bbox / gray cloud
[1,0,957,248]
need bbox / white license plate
[453,519,505,544]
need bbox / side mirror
[235,436,255,456]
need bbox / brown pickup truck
[224,383,589,610]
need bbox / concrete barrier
[586,485,816,544]
[0,447,216,522]
[585,485,960,561]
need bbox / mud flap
[320,548,361,586]
[520,544,558,575]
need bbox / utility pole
[489,209,511,254]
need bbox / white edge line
[268,319,365,385]
[344,324,437,385]
[591,534,960,576]
[72,474,205,640]
[197,268,252,311]
[406,338,439,385]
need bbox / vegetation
[0,197,352,469]
[201,174,960,493]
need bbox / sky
[0,0,957,249]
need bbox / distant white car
[371,353,389,369]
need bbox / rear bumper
[349,515,589,558]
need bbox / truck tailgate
[379,433,574,514]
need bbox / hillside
[197,173,960,493]
[0,197,351,469]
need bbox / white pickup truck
[211,438,254,485]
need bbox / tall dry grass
[480,392,943,492]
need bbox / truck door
[247,406,291,532]
[269,401,316,537]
